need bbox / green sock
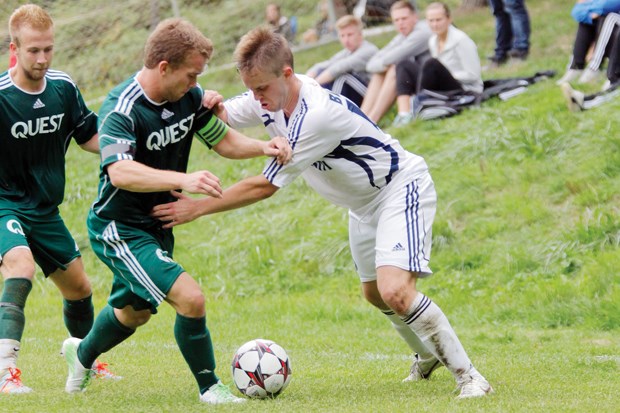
[174,314,218,394]
[77,305,135,368]
[0,278,32,341]
[63,295,94,339]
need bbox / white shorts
[349,171,436,282]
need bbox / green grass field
[2,0,619,412]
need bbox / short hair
[143,18,213,70]
[427,2,451,18]
[234,26,294,77]
[390,1,417,14]
[336,15,364,31]
[9,4,54,47]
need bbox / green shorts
[0,212,80,276]
[87,210,184,314]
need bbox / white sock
[400,292,472,381]
[0,339,20,372]
[381,309,434,360]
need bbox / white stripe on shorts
[101,221,166,304]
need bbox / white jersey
[224,75,429,212]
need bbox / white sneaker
[0,367,33,394]
[601,79,611,91]
[456,368,493,399]
[560,82,585,112]
[62,337,93,393]
[555,69,582,85]
[402,354,443,382]
[199,381,246,404]
[578,68,600,84]
[392,112,414,127]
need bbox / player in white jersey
[152,27,493,399]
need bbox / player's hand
[264,136,292,165]
[151,191,200,228]
[202,90,225,117]
[181,170,223,198]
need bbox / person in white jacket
[392,1,483,126]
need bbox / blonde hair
[390,1,417,14]
[234,26,294,77]
[9,4,54,47]
[336,15,363,31]
[426,2,451,18]
[143,18,213,69]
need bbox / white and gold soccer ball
[231,338,292,399]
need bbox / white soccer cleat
[199,381,246,404]
[555,69,582,85]
[456,368,493,399]
[62,337,93,393]
[402,353,443,382]
[578,68,600,84]
[560,82,585,112]
[0,367,33,394]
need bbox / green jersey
[92,74,228,228]
[0,69,97,218]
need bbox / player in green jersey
[61,18,291,405]
[0,4,117,394]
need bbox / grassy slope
[1,0,618,412]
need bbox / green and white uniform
[88,73,228,312]
[0,69,97,274]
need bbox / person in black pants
[487,0,531,67]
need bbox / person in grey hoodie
[360,1,432,123]
[306,15,378,107]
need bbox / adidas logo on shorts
[392,243,405,252]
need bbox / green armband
[195,115,229,149]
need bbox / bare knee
[379,286,411,315]
[174,290,205,318]
[376,266,417,315]
[115,306,151,329]
[49,259,93,300]
[361,281,390,311]
[0,248,36,279]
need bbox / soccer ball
[231,338,292,399]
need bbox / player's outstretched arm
[107,160,222,198]
[212,128,292,164]
[151,175,278,228]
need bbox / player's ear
[282,66,294,78]
[159,60,170,75]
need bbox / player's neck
[136,68,164,103]
[10,67,45,93]
[282,76,301,118]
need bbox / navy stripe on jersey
[401,294,431,325]
[263,98,309,182]
[101,221,166,304]
[327,136,399,189]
